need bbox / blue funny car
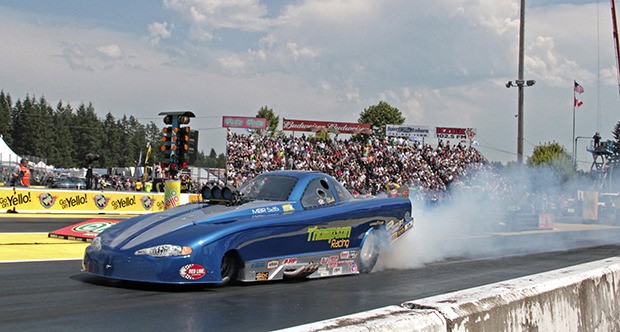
[82,170,413,285]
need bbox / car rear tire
[359,229,380,273]
[219,251,239,286]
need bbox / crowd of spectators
[226,131,490,200]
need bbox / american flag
[574,81,584,94]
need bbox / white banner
[386,125,430,138]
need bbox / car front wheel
[219,251,239,286]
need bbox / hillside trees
[0,91,164,169]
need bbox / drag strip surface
[1,245,619,331]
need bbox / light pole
[506,78,536,163]
[574,136,590,170]
[505,0,534,164]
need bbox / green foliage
[357,101,405,138]
[612,121,620,155]
[527,141,574,188]
[0,91,220,169]
[255,106,282,137]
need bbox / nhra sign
[386,125,430,138]
[222,116,268,129]
[435,127,477,140]
[48,218,122,242]
[282,118,371,134]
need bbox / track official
[12,157,31,187]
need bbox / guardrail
[277,257,620,331]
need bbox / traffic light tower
[159,111,195,175]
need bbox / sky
[0,0,618,168]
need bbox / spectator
[12,158,31,187]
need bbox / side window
[301,178,336,209]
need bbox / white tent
[0,135,21,166]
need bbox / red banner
[282,118,371,134]
[435,127,477,140]
[222,116,268,129]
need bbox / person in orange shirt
[12,157,31,187]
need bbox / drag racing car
[82,170,413,285]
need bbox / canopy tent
[0,135,21,166]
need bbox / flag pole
[572,80,576,170]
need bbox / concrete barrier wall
[277,257,620,331]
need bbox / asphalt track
[1,214,620,331]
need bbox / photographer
[12,157,31,187]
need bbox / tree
[255,106,281,137]
[612,121,620,155]
[527,141,574,191]
[0,91,13,145]
[357,101,405,138]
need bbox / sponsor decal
[332,267,343,275]
[349,262,358,273]
[141,196,155,210]
[307,226,351,249]
[250,262,266,269]
[111,195,137,210]
[283,258,298,265]
[179,264,206,280]
[318,267,329,277]
[251,206,281,214]
[255,272,269,281]
[281,204,295,212]
[320,257,329,265]
[59,193,87,209]
[93,194,110,210]
[340,251,350,259]
[38,193,57,209]
[0,192,32,209]
[267,260,279,269]
[72,221,116,234]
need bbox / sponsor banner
[164,180,181,210]
[0,187,201,214]
[435,127,477,140]
[282,118,371,134]
[538,213,554,230]
[222,116,268,129]
[48,218,122,242]
[386,124,430,138]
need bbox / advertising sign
[222,116,268,129]
[49,218,122,242]
[282,118,371,134]
[435,127,477,140]
[386,125,430,138]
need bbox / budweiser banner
[386,125,430,138]
[282,118,371,134]
[435,127,477,140]
[222,116,268,129]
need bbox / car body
[82,170,413,285]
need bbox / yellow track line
[0,233,89,262]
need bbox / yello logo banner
[164,180,181,210]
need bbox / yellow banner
[0,187,201,214]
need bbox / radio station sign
[282,118,371,134]
[222,116,268,129]
[435,127,477,140]
[386,125,430,138]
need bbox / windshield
[238,174,298,201]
